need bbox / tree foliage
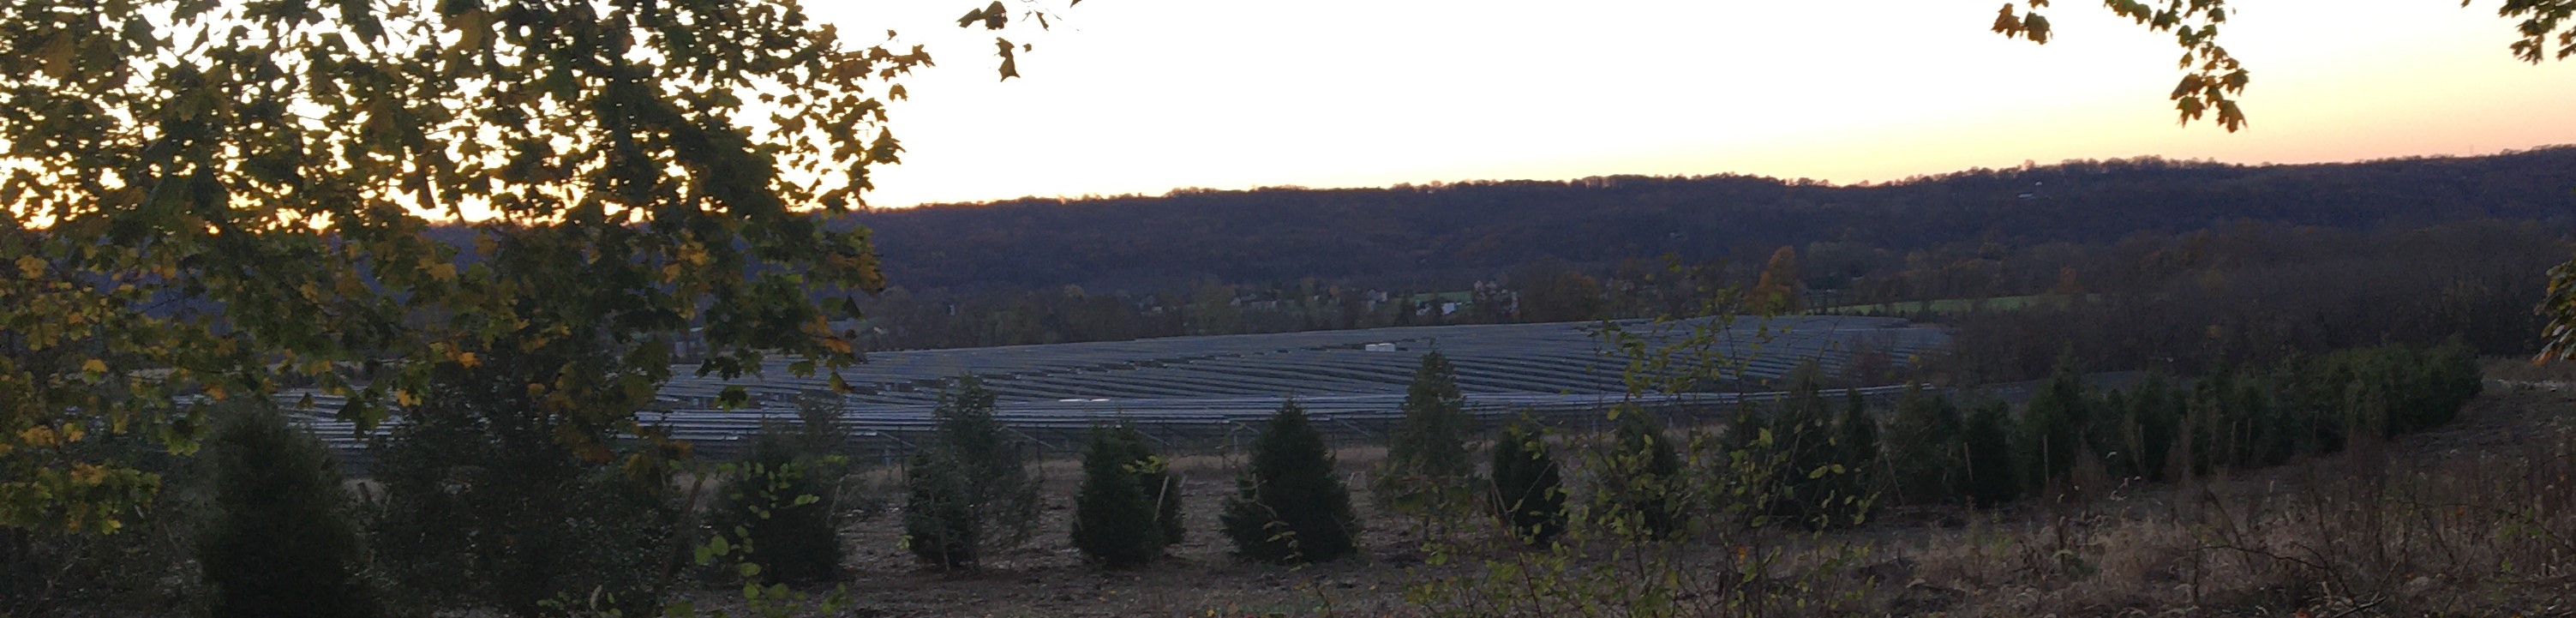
[1595,408,1686,540]
[0,0,1063,534]
[1487,417,1567,545]
[1884,381,1967,506]
[2018,350,2095,491]
[709,427,847,586]
[904,375,1039,569]
[1070,424,1174,567]
[198,404,380,618]
[1220,400,1360,564]
[1378,351,1477,519]
[1961,398,2023,507]
[365,363,681,617]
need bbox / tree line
[8,337,2482,616]
[848,147,2576,292]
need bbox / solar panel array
[299,315,1948,465]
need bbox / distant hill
[847,147,2576,291]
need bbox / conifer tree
[904,375,1039,569]
[902,453,979,569]
[1380,351,1477,518]
[199,405,381,618]
[1122,428,1187,547]
[2017,351,2092,490]
[1836,387,1882,499]
[1885,382,1967,505]
[2128,372,2185,481]
[1487,417,1567,544]
[1072,425,1168,567]
[1221,400,1361,564]
[1769,362,1845,526]
[1962,398,2022,507]
[1598,408,1686,540]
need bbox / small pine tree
[903,375,1039,570]
[1388,351,1474,478]
[1379,351,1477,519]
[2016,351,2091,491]
[2128,372,2184,481]
[1221,400,1361,564]
[1962,398,2022,507]
[1832,386,1882,523]
[1599,407,1686,540]
[1487,417,1567,544]
[199,405,381,618]
[1768,362,1845,526]
[1072,425,1171,567]
[902,452,979,569]
[1113,427,1186,547]
[1885,381,1966,505]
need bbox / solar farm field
[301,315,1947,464]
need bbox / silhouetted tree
[1488,417,1567,544]
[1221,401,1361,563]
[199,405,381,618]
[1962,398,2022,507]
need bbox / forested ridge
[849,147,2576,291]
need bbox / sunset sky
[814,1,2576,208]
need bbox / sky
[810,1,2576,208]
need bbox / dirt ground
[723,370,2576,617]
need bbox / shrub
[710,429,844,585]
[1221,400,1361,564]
[1071,424,1172,567]
[199,405,381,618]
[367,367,678,618]
[903,375,1039,569]
[1488,417,1567,544]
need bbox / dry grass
[745,382,2576,617]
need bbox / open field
[756,371,2576,617]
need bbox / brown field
[746,371,2576,617]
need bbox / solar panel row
[292,315,1949,465]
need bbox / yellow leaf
[81,358,106,375]
[19,426,57,447]
[69,463,106,483]
[14,255,43,279]
[395,389,419,406]
[429,262,457,281]
[457,351,481,369]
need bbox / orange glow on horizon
[821,0,2576,208]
